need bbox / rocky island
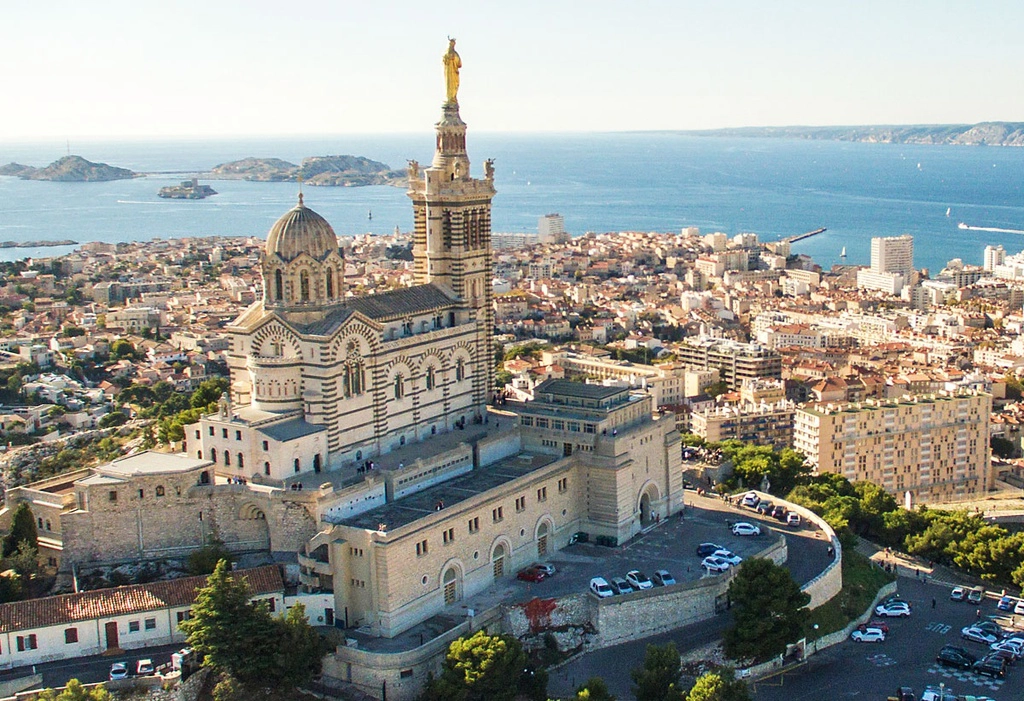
[0,155,138,181]
[207,154,405,186]
[686,121,1024,146]
[158,178,218,200]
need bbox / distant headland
[682,121,1024,147]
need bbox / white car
[961,626,999,644]
[109,663,128,681]
[786,513,802,527]
[731,522,761,537]
[875,602,912,617]
[990,638,1024,657]
[652,569,676,587]
[712,549,743,566]
[851,627,886,643]
[702,556,732,573]
[589,577,614,598]
[625,570,653,590]
[1015,599,1024,615]
[740,492,760,508]
[136,659,154,676]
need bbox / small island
[158,178,218,200]
[0,155,137,181]
[206,155,406,187]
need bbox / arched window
[197,450,202,459]
[394,374,405,399]
[456,358,465,382]
[264,462,270,475]
[300,271,310,302]
[224,451,231,466]
[274,270,283,301]
[294,458,301,473]
[426,366,435,391]
[210,448,217,463]
[238,453,244,469]
[326,268,334,299]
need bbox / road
[752,578,1020,701]
[0,643,180,688]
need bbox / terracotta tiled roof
[0,565,283,633]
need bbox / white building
[859,235,914,295]
[538,213,567,243]
[984,245,1007,272]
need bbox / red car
[517,567,547,583]
[858,619,890,634]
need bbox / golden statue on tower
[443,38,461,104]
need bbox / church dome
[265,195,338,262]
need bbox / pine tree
[3,502,37,558]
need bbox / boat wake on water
[958,222,1024,235]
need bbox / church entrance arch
[535,519,552,557]
[442,566,461,605]
[638,483,660,529]
[491,541,509,579]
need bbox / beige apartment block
[794,391,991,504]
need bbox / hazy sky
[4,0,1023,138]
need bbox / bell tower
[409,40,496,394]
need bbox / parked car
[589,577,614,598]
[109,663,129,681]
[967,587,984,604]
[990,638,1024,658]
[696,542,724,557]
[755,501,774,515]
[531,563,556,577]
[892,687,916,701]
[740,492,760,508]
[974,620,1006,637]
[771,505,788,521]
[920,686,957,701]
[950,586,966,601]
[875,601,912,617]
[517,566,547,583]
[962,626,1000,645]
[711,549,743,566]
[701,556,732,573]
[973,654,1007,678]
[626,570,653,590]
[136,659,154,676]
[731,522,761,537]
[997,595,1015,611]
[857,619,890,634]
[1014,599,1024,615]
[786,512,802,527]
[851,627,886,643]
[610,577,633,595]
[652,569,676,587]
[987,648,1018,667]
[936,645,977,669]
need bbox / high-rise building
[676,337,781,390]
[871,234,914,276]
[538,213,568,242]
[984,244,1006,272]
[794,391,991,504]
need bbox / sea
[1,132,1024,273]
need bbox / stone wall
[503,593,592,652]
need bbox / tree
[187,540,235,575]
[420,630,538,701]
[685,669,751,701]
[724,559,810,662]
[37,679,111,701]
[3,502,37,558]
[109,339,138,360]
[98,411,128,429]
[630,643,685,701]
[271,603,329,688]
[191,377,230,409]
[181,560,278,686]
[576,677,617,701]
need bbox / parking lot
[502,492,832,602]
[753,577,1023,701]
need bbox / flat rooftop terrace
[332,451,557,531]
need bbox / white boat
[840,246,847,257]
[946,207,951,217]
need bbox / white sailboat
[840,246,847,258]
[946,207,951,217]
